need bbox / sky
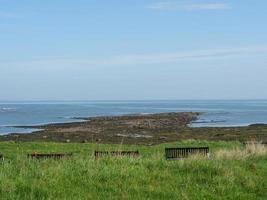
[1,0,267,100]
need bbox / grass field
[0,140,267,200]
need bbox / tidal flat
[1,112,267,144]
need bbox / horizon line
[1,99,267,102]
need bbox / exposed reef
[0,112,266,145]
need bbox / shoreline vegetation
[0,141,267,199]
[0,112,266,144]
[1,112,267,199]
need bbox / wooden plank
[94,151,139,159]
[28,153,72,159]
[165,147,209,160]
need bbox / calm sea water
[0,100,267,135]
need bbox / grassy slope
[0,141,267,200]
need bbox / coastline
[0,112,267,144]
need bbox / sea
[0,100,267,135]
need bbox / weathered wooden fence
[94,151,139,159]
[27,153,72,159]
[165,147,209,160]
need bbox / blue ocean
[1,100,267,135]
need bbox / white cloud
[147,2,232,11]
[2,46,267,69]
[105,47,267,65]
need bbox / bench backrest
[28,153,72,159]
[165,147,209,160]
[94,151,139,159]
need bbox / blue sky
[1,0,267,100]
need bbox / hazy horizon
[1,0,267,100]
[1,99,267,103]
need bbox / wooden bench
[165,147,209,160]
[28,153,72,159]
[94,151,139,159]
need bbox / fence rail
[165,147,209,160]
[94,151,139,159]
[27,153,72,159]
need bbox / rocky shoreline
[0,112,267,145]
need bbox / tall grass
[0,141,267,200]
[215,142,267,160]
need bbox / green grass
[0,140,266,200]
